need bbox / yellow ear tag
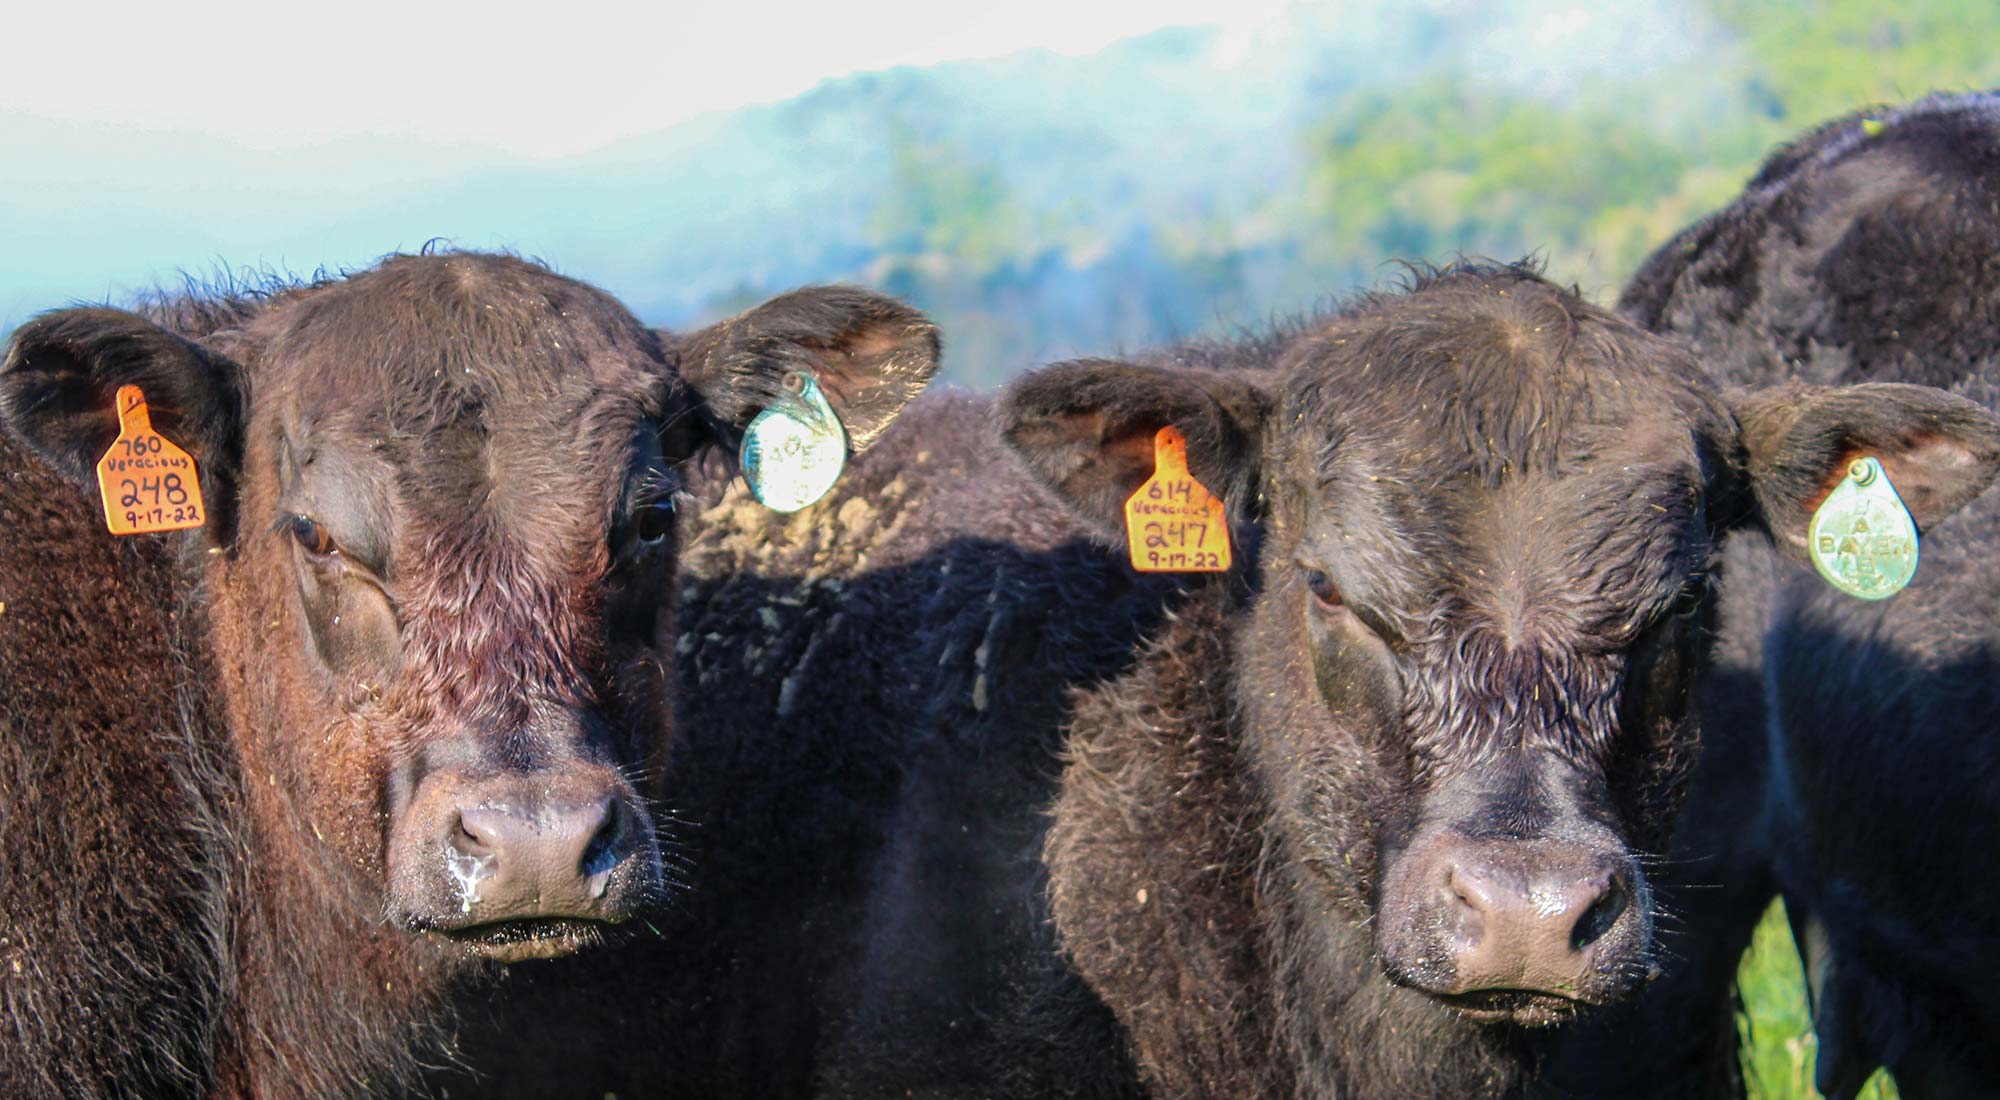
[95,385,207,536]
[1124,426,1231,573]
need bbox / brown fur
[428,264,1999,1100]
[0,254,937,1098]
[422,390,1161,1098]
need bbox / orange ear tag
[95,385,207,535]
[1123,426,1231,573]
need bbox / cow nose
[1441,855,1640,995]
[446,796,634,920]
[386,764,664,953]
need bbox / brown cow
[0,252,936,1099]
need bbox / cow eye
[1302,567,1342,608]
[1669,574,1709,619]
[287,514,337,557]
[635,499,675,546]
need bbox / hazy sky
[5,0,1286,156]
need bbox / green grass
[1737,900,1898,1100]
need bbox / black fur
[1544,91,2000,1100]
[1017,263,1989,1100]
[429,261,1997,1100]
[427,392,1169,1099]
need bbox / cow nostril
[1447,864,1504,917]
[579,802,626,877]
[1444,866,1494,947]
[450,813,492,857]
[1571,874,1629,951]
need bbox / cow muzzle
[1377,831,1654,1026]
[386,767,664,961]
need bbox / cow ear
[676,286,939,452]
[1731,381,2000,554]
[1,309,247,520]
[1000,358,1270,544]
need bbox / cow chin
[1419,988,1593,1029]
[438,917,619,963]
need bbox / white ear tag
[1807,456,1919,600]
[739,373,848,513]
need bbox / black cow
[430,260,1999,1100]
[0,253,935,1099]
[1548,91,2000,1100]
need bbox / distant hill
[1,20,1309,366]
[6,0,1996,387]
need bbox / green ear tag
[1807,456,1918,600]
[739,373,847,513]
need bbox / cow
[1011,262,1998,1100]
[0,252,937,1099]
[425,259,2000,1100]
[1543,91,2000,1100]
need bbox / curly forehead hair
[1284,261,1726,484]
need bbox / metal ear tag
[1808,456,1918,600]
[739,373,847,513]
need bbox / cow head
[0,254,936,961]
[1003,263,2000,1025]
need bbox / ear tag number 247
[96,385,206,535]
[1124,426,1231,573]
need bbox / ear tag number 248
[95,385,206,535]
[1124,426,1231,573]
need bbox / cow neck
[212,770,467,1099]
[1047,576,1280,1095]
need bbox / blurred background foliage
[11,0,2000,395]
[831,0,2000,386]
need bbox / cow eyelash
[634,466,682,501]
[627,469,689,548]
[1667,572,1710,618]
